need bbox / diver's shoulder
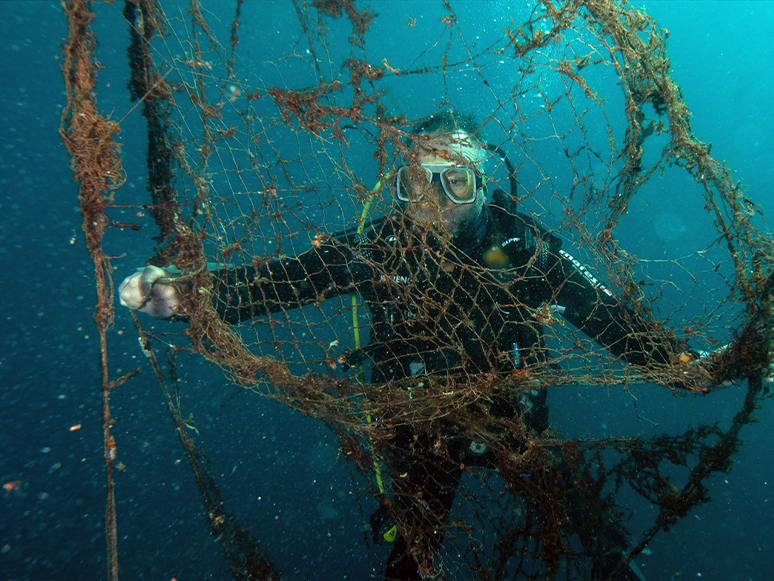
[487,201,537,236]
[358,212,403,245]
[486,203,562,259]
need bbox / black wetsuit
[213,194,673,580]
[215,200,671,372]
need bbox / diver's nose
[417,181,446,209]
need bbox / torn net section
[117,1,772,579]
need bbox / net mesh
[62,0,773,579]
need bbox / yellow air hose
[353,176,387,495]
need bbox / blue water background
[1,1,773,579]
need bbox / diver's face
[403,152,481,237]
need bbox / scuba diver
[119,111,729,580]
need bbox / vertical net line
[123,0,179,259]
[59,1,129,578]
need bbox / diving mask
[395,163,483,205]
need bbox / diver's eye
[442,169,473,199]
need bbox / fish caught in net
[60,0,773,579]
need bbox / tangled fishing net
[61,1,773,579]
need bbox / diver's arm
[546,249,677,367]
[546,252,747,391]
[120,230,373,322]
[117,253,348,323]
[496,212,679,368]
[213,238,360,324]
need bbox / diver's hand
[118,266,182,319]
[679,346,740,393]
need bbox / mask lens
[396,166,432,202]
[441,168,475,202]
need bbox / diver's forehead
[414,145,471,166]
[415,131,471,150]
[411,131,478,166]
[416,152,455,164]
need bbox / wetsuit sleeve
[212,237,361,324]
[502,211,678,367]
[546,249,675,366]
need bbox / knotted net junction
[60,1,772,579]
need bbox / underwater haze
[1,1,773,580]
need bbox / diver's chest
[372,259,498,315]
